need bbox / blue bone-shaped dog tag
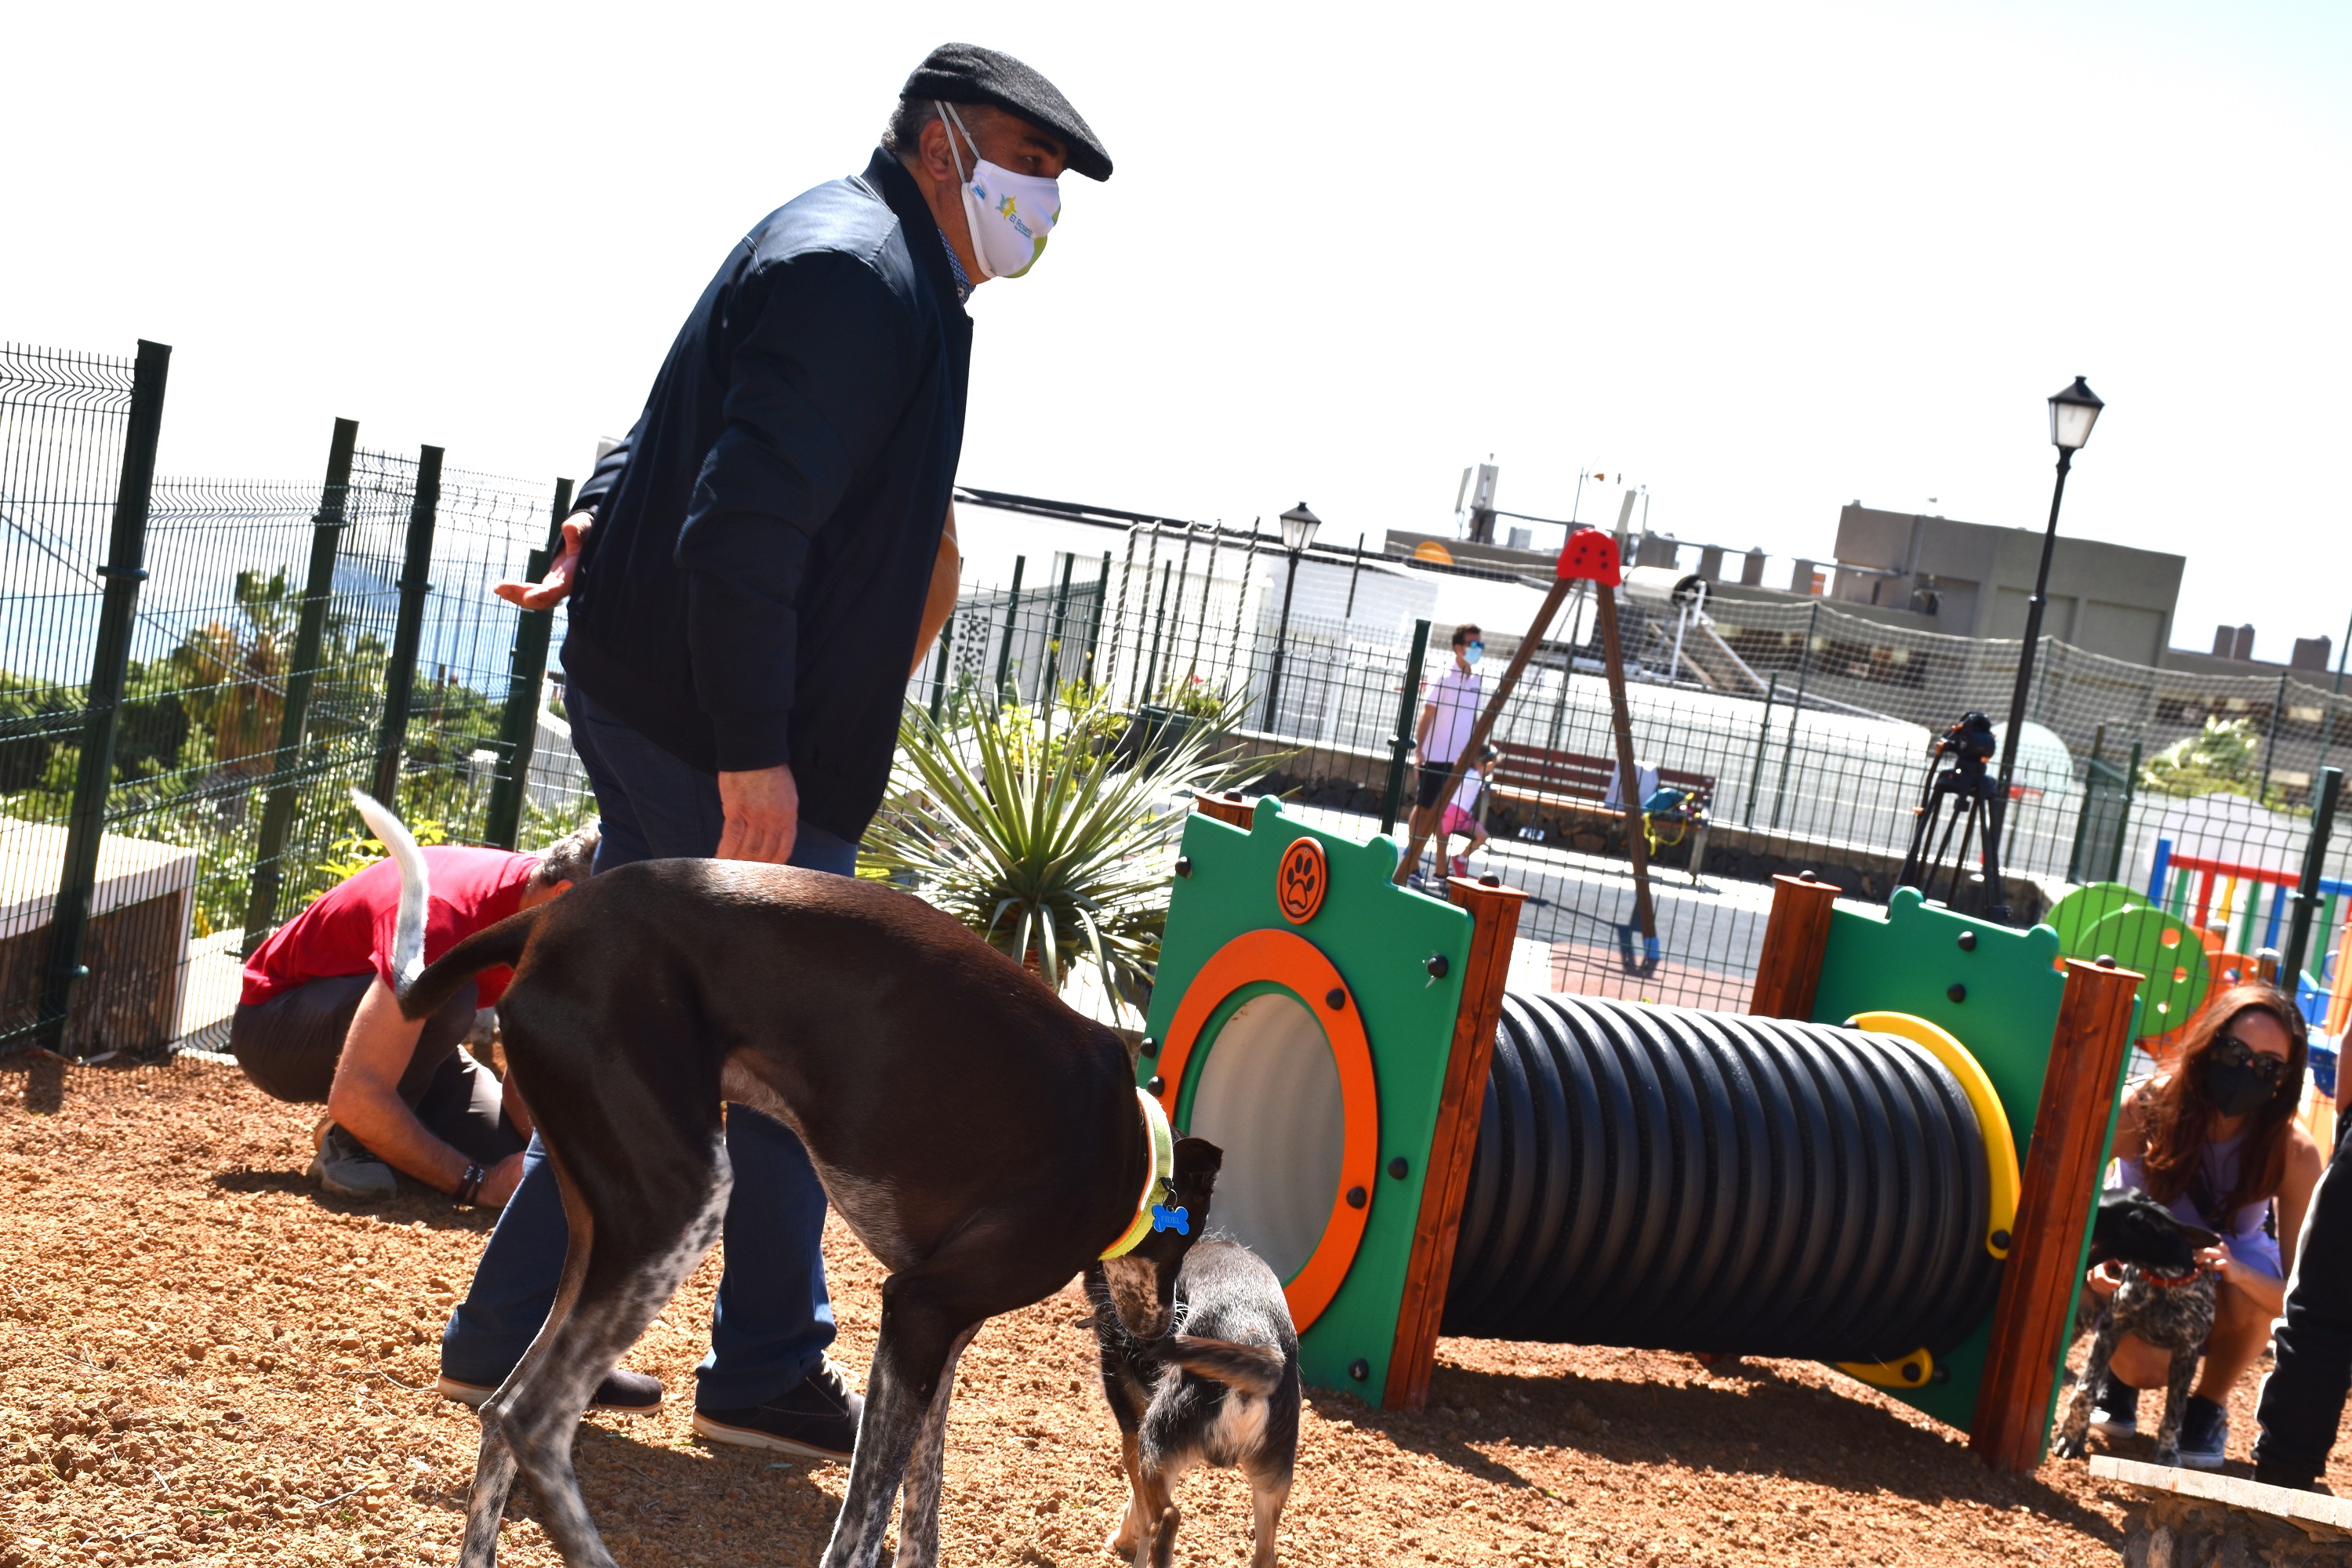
[1151,1203,1190,1236]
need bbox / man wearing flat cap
[441,43,1112,1460]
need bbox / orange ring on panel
[1155,927,1380,1333]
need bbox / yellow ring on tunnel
[1848,1010,2020,1261]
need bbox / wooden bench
[1483,742,1718,877]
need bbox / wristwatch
[456,1163,487,1207]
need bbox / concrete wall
[1829,505,2183,665]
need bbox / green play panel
[2045,882,2148,959]
[2082,906,2209,1041]
[1812,887,2072,1432]
[1138,797,1472,1406]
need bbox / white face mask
[938,100,1060,280]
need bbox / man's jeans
[440,686,855,1410]
[2253,1119,2352,1483]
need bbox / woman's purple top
[2118,1127,2284,1279]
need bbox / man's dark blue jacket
[562,147,971,841]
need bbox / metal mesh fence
[915,524,2350,1022]
[0,352,579,1059]
[0,344,137,1054]
[5,353,2345,1062]
[341,450,592,849]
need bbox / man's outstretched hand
[494,512,593,610]
[717,764,800,865]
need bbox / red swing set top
[1555,527,1624,586]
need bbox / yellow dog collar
[1102,1087,1177,1259]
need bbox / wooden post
[1192,791,1255,830]
[1384,874,1530,1410]
[1749,873,1841,1019]
[1591,586,1658,945]
[1969,956,2142,1472]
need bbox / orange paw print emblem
[1277,837,1328,924]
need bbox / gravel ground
[6,1053,2350,1568]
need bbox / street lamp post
[1990,376,2104,918]
[1261,502,1321,728]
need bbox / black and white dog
[2054,1186,2222,1466]
[1088,1236,1299,1568]
[351,794,1220,1568]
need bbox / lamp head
[1279,502,1322,553]
[2048,376,2104,451]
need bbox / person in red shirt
[232,821,598,1205]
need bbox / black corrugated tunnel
[1440,993,2002,1365]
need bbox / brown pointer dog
[351,794,1220,1568]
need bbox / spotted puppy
[2055,1187,2222,1466]
[1089,1235,1300,1568]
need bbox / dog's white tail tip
[349,789,428,995]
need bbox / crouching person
[230,820,599,1203]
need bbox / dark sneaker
[2175,1395,2228,1469]
[308,1123,397,1201]
[692,1359,863,1461]
[436,1368,664,1414]
[2088,1374,2139,1439]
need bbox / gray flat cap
[902,42,1112,182]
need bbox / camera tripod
[1896,749,2009,919]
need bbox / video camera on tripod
[1895,710,2009,917]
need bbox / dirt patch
[5,1055,2349,1567]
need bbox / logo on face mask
[940,101,1061,281]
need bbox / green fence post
[39,339,170,1056]
[1039,551,1076,706]
[2283,767,2341,983]
[928,613,956,724]
[1141,564,1174,707]
[1381,619,1432,837]
[372,445,442,807]
[2259,670,2288,804]
[1770,601,1818,831]
[241,417,358,953]
[993,554,1026,702]
[2106,740,2140,884]
[483,477,573,849]
[1081,551,1111,688]
[1744,672,1779,828]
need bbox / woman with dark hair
[2085,984,2325,1468]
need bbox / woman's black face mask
[2202,1033,2291,1118]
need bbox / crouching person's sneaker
[308,1123,397,1202]
[2088,1374,2140,1439]
[436,1368,664,1415]
[2175,1395,2229,1469]
[692,1359,863,1461]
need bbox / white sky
[9,2,2347,664]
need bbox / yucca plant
[862,682,1260,1018]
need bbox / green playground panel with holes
[1812,887,2089,1432]
[2046,883,2147,956]
[1138,797,1472,1406]
[2043,882,2206,1041]
[2083,907,2204,1041]
[1143,818,2132,1448]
